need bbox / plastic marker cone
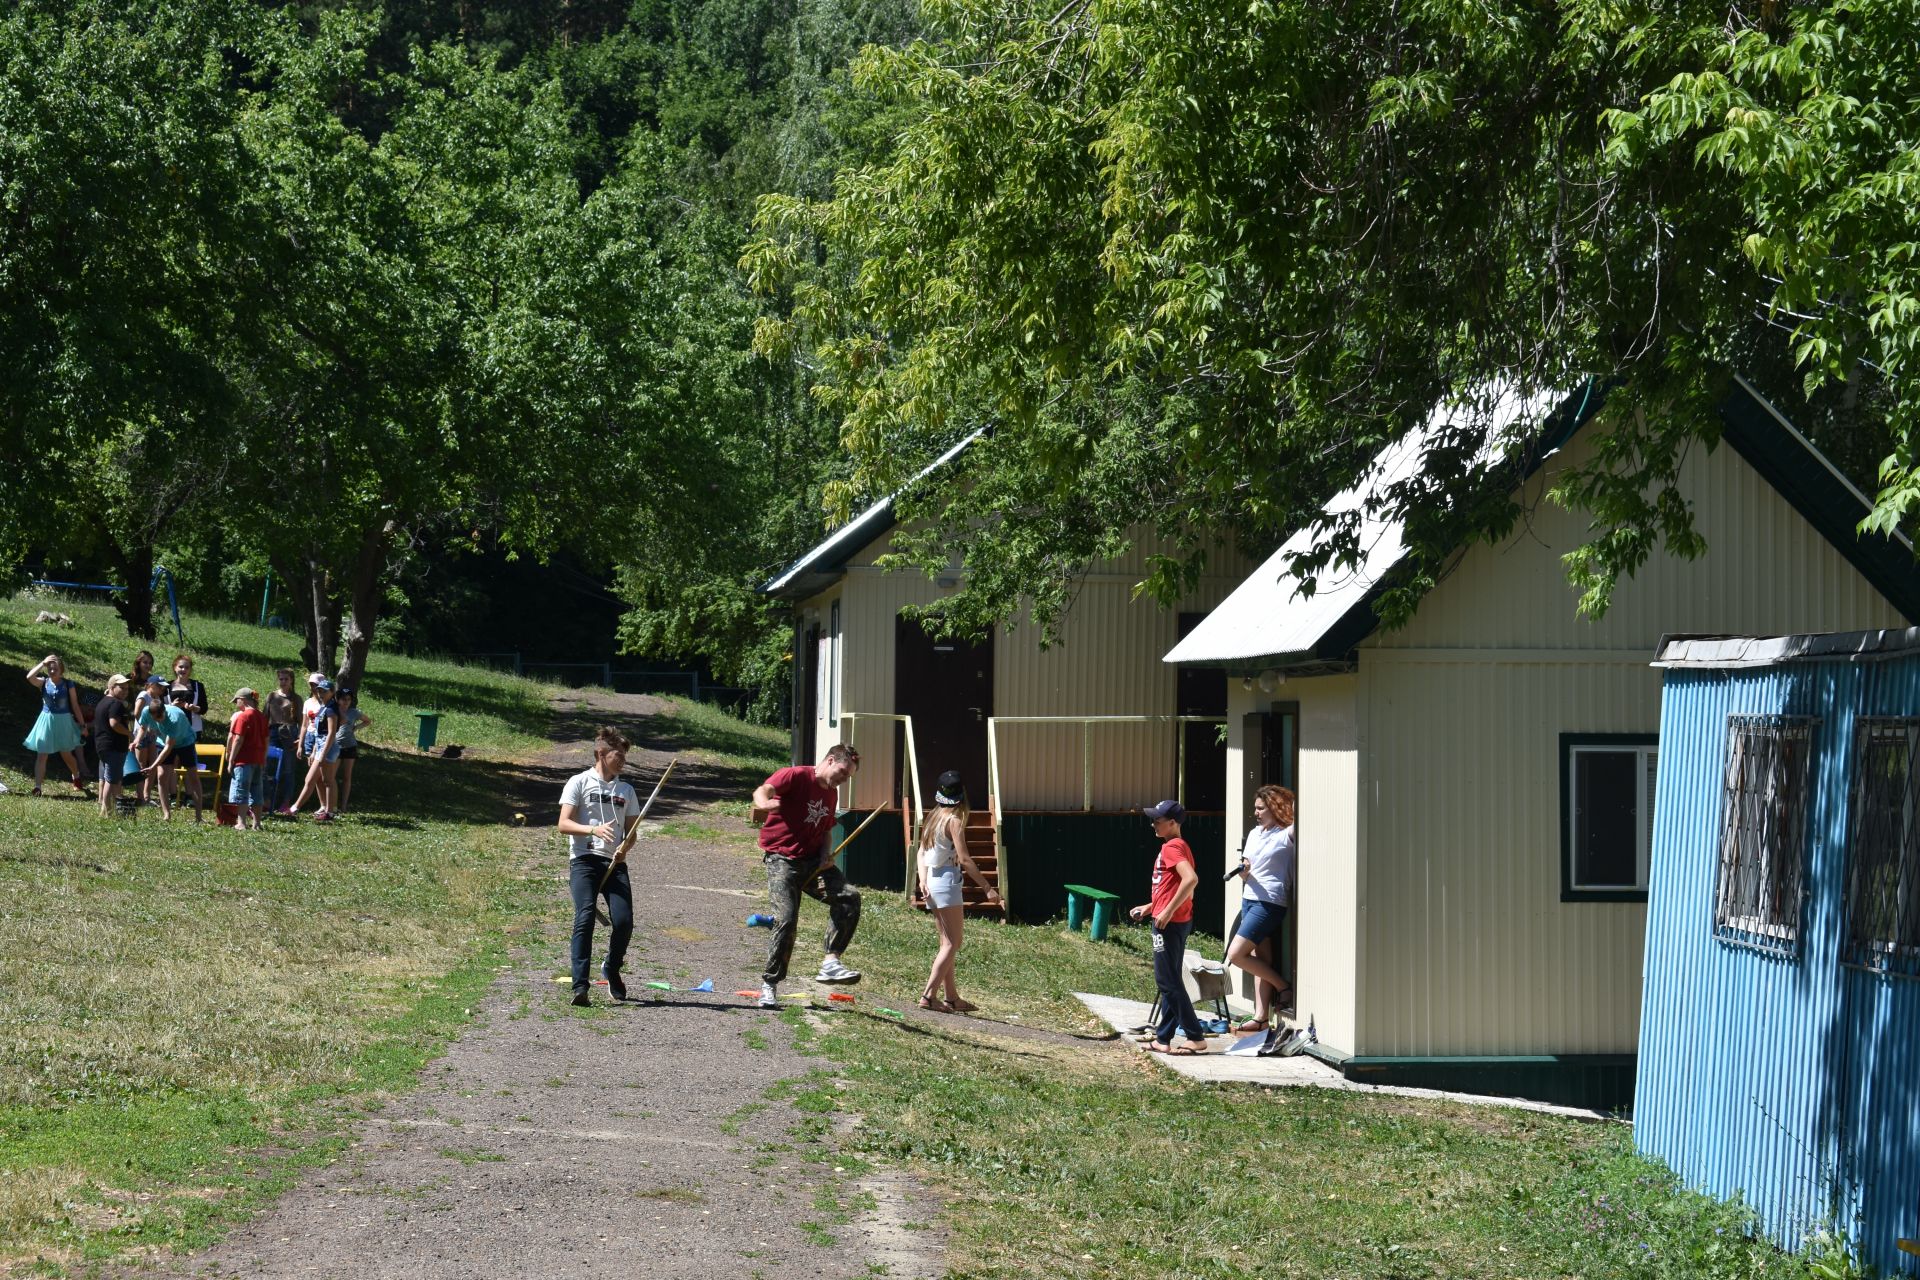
[735,989,761,998]
[551,976,571,984]
[645,981,672,991]
[828,992,856,1003]
[879,1008,904,1018]
[692,979,715,993]
[782,993,809,1001]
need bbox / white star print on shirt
[805,798,833,829]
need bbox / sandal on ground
[945,997,978,1013]
[1147,1041,1208,1056]
[1233,1018,1269,1034]
[30,786,43,796]
[917,995,953,1012]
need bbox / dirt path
[170,691,943,1280]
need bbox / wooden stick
[828,806,887,861]
[593,758,678,920]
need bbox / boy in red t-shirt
[1129,799,1208,1054]
[748,743,863,1007]
[224,688,271,830]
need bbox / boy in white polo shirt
[556,727,641,1006]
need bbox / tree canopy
[747,0,1916,634]
[2,0,906,706]
[5,0,1914,706]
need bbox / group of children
[21,652,372,825]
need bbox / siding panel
[1639,656,1920,1276]
[1376,429,1904,651]
[1358,653,1653,1056]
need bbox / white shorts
[924,864,964,910]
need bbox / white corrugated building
[1165,376,1920,1108]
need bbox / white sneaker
[758,982,780,1009]
[815,957,861,985]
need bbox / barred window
[1846,719,1920,976]
[1714,716,1817,956]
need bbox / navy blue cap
[1142,799,1185,822]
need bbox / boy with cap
[92,674,134,817]
[1129,799,1208,1054]
[225,688,270,830]
[136,676,200,821]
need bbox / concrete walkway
[1076,993,1612,1122]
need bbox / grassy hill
[0,594,566,1269]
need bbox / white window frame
[1563,738,1657,898]
[826,598,841,728]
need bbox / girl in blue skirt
[24,653,89,797]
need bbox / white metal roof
[763,429,985,600]
[1164,385,1566,668]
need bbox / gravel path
[170,692,942,1280]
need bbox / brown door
[894,616,993,806]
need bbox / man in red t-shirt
[749,743,863,1007]
[224,688,272,831]
[1129,799,1208,1054]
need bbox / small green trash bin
[413,711,440,752]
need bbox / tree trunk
[336,522,394,692]
[107,543,157,641]
[302,556,339,677]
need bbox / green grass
[792,893,1834,1280]
[0,594,561,1271]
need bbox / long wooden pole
[592,758,678,922]
[829,806,886,861]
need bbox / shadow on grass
[551,698,779,762]
[342,705,769,832]
[360,668,547,733]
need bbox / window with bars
[1714,716,1817,955]
[1845,719,1920,976]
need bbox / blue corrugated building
[1641,629,1920,1276]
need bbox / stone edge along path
[1076,993,1613,1123]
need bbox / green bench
[1063,884,1122,942]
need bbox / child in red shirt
[1130,800,1208,1054]
[225,688,271,830]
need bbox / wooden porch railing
[985,714,1228,913]
[837,711,925,895]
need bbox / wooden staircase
[909,799,1006,914]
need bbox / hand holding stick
[593,757,678,922]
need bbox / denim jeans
[1152,919,1207,1044]
[568,856,633,992]
[762,849,861,985]
[269,725,298,810]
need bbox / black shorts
[338,745,358,759]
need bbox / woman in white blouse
[1227,784,1295,1032]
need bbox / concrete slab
[1075,993,1613,1122]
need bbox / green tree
[0,1,263,635]
[746,0,1919,633]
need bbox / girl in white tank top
[915,769,1000,1012]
